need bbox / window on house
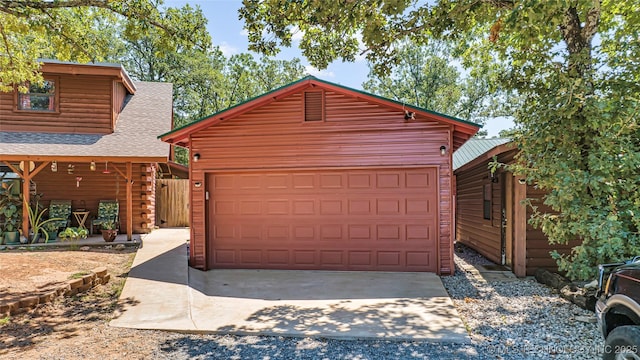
[17,79,57,112]
[304,91,324,121]
[483,183,492,220]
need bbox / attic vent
[304,91,324,122]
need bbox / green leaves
[241,0,640,280]
[0,0,211,91]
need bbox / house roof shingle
[0,81,172,161]
[453,138,512,170]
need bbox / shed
[161,76,480,274]
[453,139,574,276]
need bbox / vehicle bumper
[596,299,607,337]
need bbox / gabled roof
[0,82,172,162]
[39,59,136,94]
[453,138,514,173]
[160,76,481,148]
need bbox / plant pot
[29,232,40,244]
[46,231,59,242]
[4,231,19,244]
[101,229,118,242]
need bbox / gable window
[17,78,57,112]
[483,182,492,220]
[304,91,324,122]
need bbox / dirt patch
[0,249,133,304]
[0,247,172,359]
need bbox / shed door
[206,168,438,271]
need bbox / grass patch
[0,316,10,326]
[68,271,91,279]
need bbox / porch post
[21,164,30,240]
[18,161,50,241]
[126,162,133,241]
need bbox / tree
[111,16,305,165]
[0,0,210,92]
[241,1,640,280]
[362,40,508,135]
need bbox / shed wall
[455,151,515,264]
[525,185,574,275]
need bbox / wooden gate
[155,179,189,227]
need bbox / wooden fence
[155,179,189,227]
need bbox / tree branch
[581,0,601,43]
[0,21,14,66]
[0,0,173,37]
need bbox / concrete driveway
[110,228,470,343]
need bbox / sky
[164,0,513,137]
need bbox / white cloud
[218,42,239,56]
[239,29,249,37]
[290,26,305,42]
[305,65,335,78]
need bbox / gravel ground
[3,245,603,359]
[147,245,602,360]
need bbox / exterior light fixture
[90,161,96,171]
[67,164,75,174]
[51,161,57,172]
[439,145,447,156]
[193,153,201,162]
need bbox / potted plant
[59,227,88,242]
[42,222,60,243]
[0,181,21,245]
[100,220,118,242]
[27,199,63,243]
[2,204,21,245]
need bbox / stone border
[0,267,110,317]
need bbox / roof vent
[304,91,324,122]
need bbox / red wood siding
[32,161,155,233]
[455,152,514,264]
[1,74,116,134]
[112,81,127,128]
[525,185,574,275]
[189,90,455,273]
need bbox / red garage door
[206,168,438,271]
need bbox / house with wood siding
[453,138,574,277]
[161,76,481,274]
[0,60,175,240]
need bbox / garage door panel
[348,224,371,239]
[320,173,343,188]
[377,173,401,188]
[208,168,438,271]
[378,252,401,266]
[348,173,372,188]
[294,250,316,265]
[406,199,431,215]
[377,199,401,215]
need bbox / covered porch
[0,155,164,242]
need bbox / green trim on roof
[310,77,482,129]
[159,75,481,139]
